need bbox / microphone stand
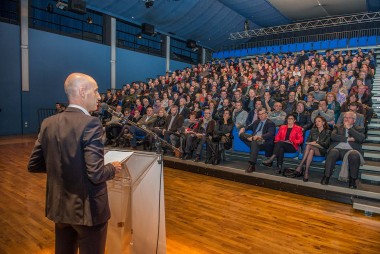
[102,104,182,162]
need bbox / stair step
[361,164,380,173]
[370,118,380,123]
[363,144,380,151]
[353,198,380,215]
[368,123,380,129]
[367,130,380,136]
[364,152,380,161]
[361,172,380,182]
[365,137,380,144]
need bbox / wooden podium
[104,150,166,254]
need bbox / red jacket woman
[275,124,304,150]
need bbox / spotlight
[144,0,154,8]
[56,0,68,10]
[87,17,93,24]
[137,33,142,39]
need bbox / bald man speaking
[28,73,121,254]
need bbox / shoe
[287,170,302,178]
[184,154,191,160]
[246,164,255,173]
[262,161,273,167]
[205,158,210,164]
[194,156,201,162]
[212,158,220,165]
[321,176,330,185]
[303,177,309,182]
[349,178,357,189]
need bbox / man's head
[116,105,122,113]
[358,85,366,95]
[64,73,100,112]
[179,97,186,106]
[349,102,359,113]
[258,108,268,121]
[146,106,153,116]
[235,101,243,111]
[203,109,211,120]
[344,111,356,126]
[171,105,178,115]
[288,92,296,102]
[319,100,328,111]
[274,102,282,112]
[255,100,263,110]
[223,98,230,108]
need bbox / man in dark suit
[28,73,121,254]
[239,108,276,172]
[162,105,184,154]
[178,97,190,119]
[322,111,365,188]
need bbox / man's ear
[79,87,85,98]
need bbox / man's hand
[239,128,245,136]
[347,137,355,142]
[112,161,122,174]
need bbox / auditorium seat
[304,42,312,51]
[232,127,252,153]
[281,44,289,53]
[329,39,338,49]
[358,37,368,47]
[337,38,347,48]
[289,43,297,52]
[321,40,330,50]
[349,37,359,47]
[313,41,321,50]
[272,45,280,54]
[367,35,378,46]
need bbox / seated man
[268,102,286,126]
[239,108,276,172]
[129,106,157,149]
[105,105,123,145]
[162,105,184,154]
[322,111,365,188]
[174,112,199,156]
[182,109,215,162]
[311,99,335,126]
[336,102,365,127]
[232,101,248,130]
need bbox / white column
[201,47,206,64]
[110,17,116,89]
[20,0,29,91]
[165,35,170,72]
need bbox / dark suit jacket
[28,107,116,226]
[178,106,190,119]
[246,119,276,156]
[328,124,365,155]
[164,113,184,132]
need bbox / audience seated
[99,45,376,188]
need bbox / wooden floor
[1,136,380,254]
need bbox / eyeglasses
[343,117,355,119]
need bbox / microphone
[100,103,123,118]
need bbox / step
[370,118,380,123]
[364,152,380,161]
[365,136,380,144]
[368,123,380,129]
[361,164,380,173]
[367,130,380,136]
[361,172,380,182]
[363,144,380,151]
[353,198,380,215]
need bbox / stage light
[56,0,68,10]
[144,0,154,8]
[137,33,142,39]
[87,17,93,24]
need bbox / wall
[0,22,22,135]
[0,23,192,135]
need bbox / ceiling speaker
[142,23,155,36]
[68,0,86,14]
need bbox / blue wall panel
[0,23,22,136]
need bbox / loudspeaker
[186,39,197,49]
[68,0,86,14]
[142,23,155,36]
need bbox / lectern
[104,149,166,254]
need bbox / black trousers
[273,141,297,167]
[55,221,108,254]
[240,133,273,165]
[324,148,361,179]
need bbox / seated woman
[287,116,331,182]
[326,92,341,123]
[262,113,303,174]
[206,109,234,165]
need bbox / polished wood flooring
[1,136,380,254]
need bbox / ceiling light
[87,17,93,24]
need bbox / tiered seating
[212,35,379,59]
